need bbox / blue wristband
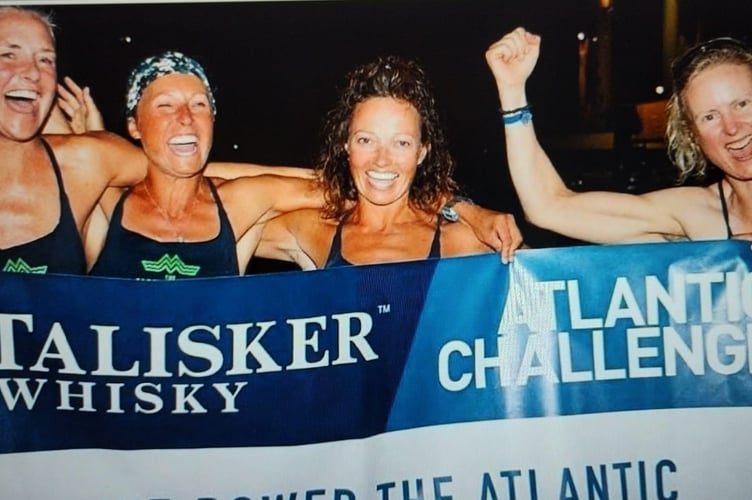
[501,104,532,126]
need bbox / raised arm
[486,28,685,243]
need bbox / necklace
[141,182,199,243]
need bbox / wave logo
[141,254,201,280]
[2,258,48,274]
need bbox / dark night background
[22,0,752,269]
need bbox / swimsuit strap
[324,211,443,268]
[323,212,350,268]
[206,178,233,236]
[40,138,67,206]
[718,180,733,239]
[428,213,442,258]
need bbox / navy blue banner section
[0,260,439,452]
[1,240,751,454]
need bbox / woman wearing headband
[486,27,752,242]
[87,51,322,279]
[0,7,288,277]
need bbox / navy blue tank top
[89,180,239,280]
[323,213,442,268]
[0,138,86,275]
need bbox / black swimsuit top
[719,181,733,239]
[323,213,442,268]
[0,138,86,275]
[89,180,239,280]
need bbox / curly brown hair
[667,37,752,182]
[316,55,457,218]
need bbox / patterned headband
[125,51,216,118]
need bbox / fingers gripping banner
[0,241,750,499]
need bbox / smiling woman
[0,6,148,275]
[251,56,516,269]
[346,97,429,210]
[86,51,326,280]
[486,27,752,244]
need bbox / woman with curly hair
[251,55,519,269]
[488,27,752,242]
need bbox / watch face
[441,205,459,222]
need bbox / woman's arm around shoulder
[250,208,334,271]
[216,174,324,237]
[44,131,146,189]
[206,162,315,180]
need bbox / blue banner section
[0,261,438,452]
[388,240,752,430]
[1,241,751,453]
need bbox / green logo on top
[141,254,201,280]
[3,258,48,274]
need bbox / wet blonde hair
[0,6,55,43]
[667,37,752,182]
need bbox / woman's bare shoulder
[641,183,718,204]
[440,220,495,256]
[618,183,726,241]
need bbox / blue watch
[440,195,474,223]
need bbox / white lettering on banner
[499,271,752,335]
[443,269,752,392]
[0,312,377,377]
[0,379,251,414]
[0,310,378,415]
[0,378,46,410]
[438,323,752,391]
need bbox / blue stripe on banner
[387,240,752,431]
[387,253,511,429]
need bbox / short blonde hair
[0,6,56,43]
[667,37,752,182]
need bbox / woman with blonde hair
[487,27,752,242]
